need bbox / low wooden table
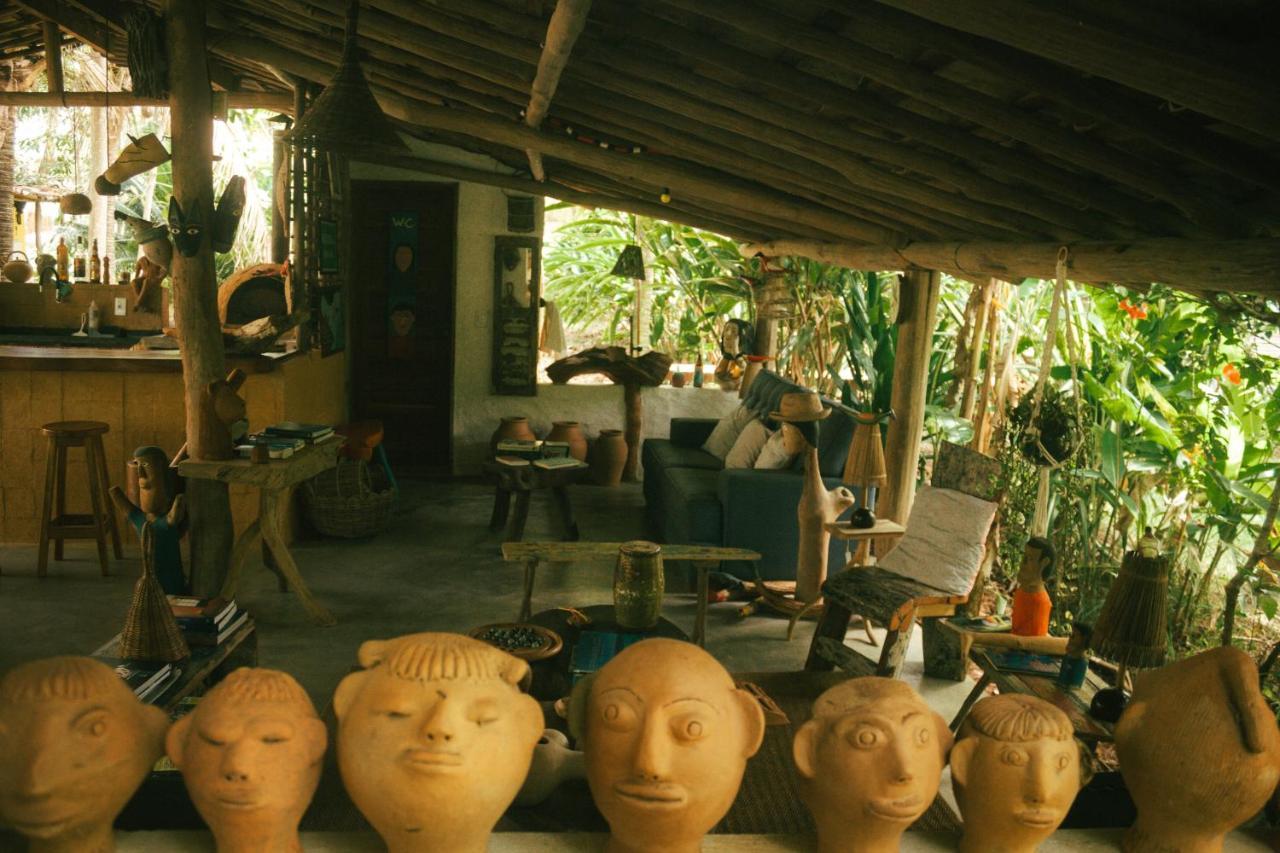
[501,541,762,645]
[179,437,341,626]
[483,460,590,542]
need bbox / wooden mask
[168,197,205,257]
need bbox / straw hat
[771,391,830,422]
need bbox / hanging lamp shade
[285,1,405,154]
[610,244,645,279]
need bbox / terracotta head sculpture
[167,668,326,853]
[333,632,543,853]
[569,638,765,853]
[950,694,1084,853]
[0,657,168,853]
[793,676,951,853]
[1116,646,1280,853]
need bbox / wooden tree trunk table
[179,438,341,626]
[483,461,589,542]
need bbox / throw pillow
[754,428,796,470]
[724,419,772,469]
[702,405,754,460]
[877,485,998,596]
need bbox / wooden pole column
[168,0,234,595]
[879,269,942,526]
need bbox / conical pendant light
[286,1,406,153]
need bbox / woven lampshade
[286,1,405,154]
[610,244,645,279]
[119,524,189,663]
[843,411,888,488]
[1092,548,1169,670]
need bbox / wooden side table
[824,517,906,564]
[482,460,589,542]
[179,438,341,626]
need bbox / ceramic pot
[614,541,665,629]
[491,416,537,454]
[514,729,586,807]
[546,421,588,461]
[671,371,687,388]
[3,251,32,284]
[592,429,627,486]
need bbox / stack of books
[168,595,249,646]
[265,422,335,444]
[95,656,182,704]
[235,433,306,460]
[533,456,587,470]
[495,438,542,460]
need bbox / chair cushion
[877,485,998,596]
[661,467,723,544]
[702,405,754,460]
[724,419,773,469]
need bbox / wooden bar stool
[37,420,123,577]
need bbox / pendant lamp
[610,244,645,279]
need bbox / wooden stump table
[179,438,341,626]
[482,460,589,542]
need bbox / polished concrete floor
[0,479,976,720]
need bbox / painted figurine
[570,638,765,853]
[0,657,169,853]
[109,446,187,595]
[793,676,951,853]
[167,668,326,853]
[1056,622,1092,689]
[333,632,543,853]
[951,694,1085,853]
[1011,536,1055,636]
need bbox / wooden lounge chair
[804,441,1003,679]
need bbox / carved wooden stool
[37,420,123,577]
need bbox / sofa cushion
[644,439,723,473]
[878,485,999,596]
[724,419,773,469]
[661,467,723,545]
[702,405,754,460]
[754,428,795,469]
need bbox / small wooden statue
[130,255,167,313]
[0,657,169,853]
[1116,646,1280,853]
[951,694,1084,853]
[110,446,187,595]
[1011,536,1055,636]
[1056,622,1092,689]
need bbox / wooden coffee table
[482,460,590,542]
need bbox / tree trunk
[168,0,234,595]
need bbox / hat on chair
[771,391,831,422]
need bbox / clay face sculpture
[167,668,326,853]
[950,694,1083,853]
[1116,646,1280,853]
[0,656,169,853]
[793,676,951,853]
[333,632,543,853]
[570,638,765,853]
[168,197,206,258]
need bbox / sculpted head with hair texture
[332,632,544,853]
[0,656,169,853]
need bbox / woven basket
[303,457,395,538]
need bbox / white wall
[351,140,739,476]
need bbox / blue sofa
[641,370,856,580]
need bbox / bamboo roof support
[41,20,61,94]
[524,0,593,181]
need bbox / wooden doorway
[349,180,457,476]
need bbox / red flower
[1118,298,1147,320]
[1222,363,1242,385]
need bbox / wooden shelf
[824,518,905,540]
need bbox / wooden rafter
[0,90,293,110]
[41,20,62,94]
[523,0,593,181]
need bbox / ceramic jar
[614,541,664,629]
[671,371,688,388]
[546,421,588,461]
[592,429,627,486]
[490,416,537,454]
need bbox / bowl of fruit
[469,622,564,661]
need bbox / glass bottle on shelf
[73,238,86,281]
[693,351,705,388]
[90,239,101,283]
[55,237,69,280]
[102,254,111,286]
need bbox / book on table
[264,422,335,442]
[168,595,238,631]
[495,439,542,460]
[94,656,174,699]
[533,456,587,470]
[182,610,251,647]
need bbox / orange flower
[1117,298,1147,320]
[1222,363,1242,385]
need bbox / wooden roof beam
[0,90,293,110]
[868,0,1280,144]
[524,0,593,181]
[41,20,63,94]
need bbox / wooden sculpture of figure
[950,694,1084,853]
[130,255,167,313]
[0,656,169,853]
[1011,536,1055,636]
[167,668,326,853]
[773,392,855,604]
[1055,622,1092,689]
[110,446,187,595]
[793,676,951,853]
[1116,646,1280,853]
[333,632,543,853]
[570,638,765,853]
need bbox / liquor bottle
[55,237,69,280]
[102,255,111,286]
[73,238,86,281]
[90,239,101,283]
[693,351,705,388]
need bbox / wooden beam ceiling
[523,0,593,181]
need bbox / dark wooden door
[349,181,457,476]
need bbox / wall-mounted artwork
[492,236,541,396]
[387,211,419,361]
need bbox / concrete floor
[0,479,977,721]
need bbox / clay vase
[570,638,765,853]
[0,656,169,853]
[671,371,687,388]
[793,676,952,853]
[167,668,327,853]
[513,729,586,807]
[546,420,588,462]
[490,416,537,455]
[1116,646,1280,853]
[591,429,627,487]
[950,694,1083,853]
[333,632,544,853]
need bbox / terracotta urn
[333,632,544,853]
[546,421,588,461]
[570,638,765,853]
[793,676,951,853]
[951,694,1083,853]
[167,667,327,853]
[591,429,628,487]
[1116,646,1280,853]
[0,656,169,853]
[490,416,537,454]
[514,729,586,807]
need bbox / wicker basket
[303,457,396,538]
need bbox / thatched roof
[6,0,1279,292]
